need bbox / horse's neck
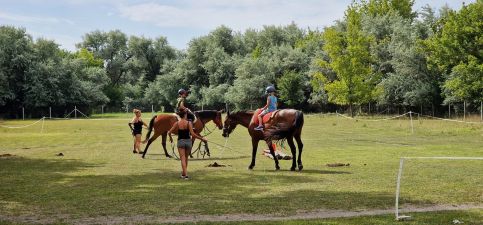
[235,112,253,128]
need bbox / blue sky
[0,0,473,51]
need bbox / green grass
[0,113,482,224]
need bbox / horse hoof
[166,154,172,158]
[298,165,303,171]
[290,167,296,171]
[275,166,280,170]
[248,165,254,170]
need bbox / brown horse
[222,109,304,171]
[142,110,223,158]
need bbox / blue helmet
[265,86,276,93]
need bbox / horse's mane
[194,110,219,119]
[229,110,254,115]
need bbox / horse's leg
[161,132,172,158]
[189,137,195,158]
[295,130,304,171]
[248,138,259,170]
[141,132,161,159]
[267,140,280,170]
[286,137,297,171]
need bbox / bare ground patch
[1,204,481,224]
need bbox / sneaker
[183,176,189,180]
[254,125,264,131]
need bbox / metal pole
[22,107,25,120]
[41,117,44,133]
[101,105,104,117]
[49,107,52,119]
[409,111,414,134]
[395,158,404,220]
[74,106,77,119]
[448,103,451,118]
[152,104,154,115]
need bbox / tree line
[0,0,481,118]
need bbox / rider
[255,86,277,131]
[176,88,195,121]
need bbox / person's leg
[256,110,267,129]
[178,147,187,177]
[135,134,142,153]
[132,135,137,153]
[184,146,191,177]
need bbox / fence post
[463,101,466,121]
[480,101,482,121]
[448,103,451,118]
[101,105,104,117]
[74,106,77,119]
[409,111,414,134]
[22,107,25,120]
[152,104,154,116]
[49,107,52,119]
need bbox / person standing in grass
[129,109,147,154]
[168,110,207,180]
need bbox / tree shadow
[0,156,430,223]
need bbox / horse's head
[222,111,238,137]
[213,110,223,130]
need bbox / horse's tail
[266,110,304,141]
[143,115,157,142]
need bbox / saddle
[173,113,198,124]
[253,109,279,125]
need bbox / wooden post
[481,101,482,121]
[448,103,451,118]
[463,101,466,121]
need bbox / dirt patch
[207,162,229,167]
[0,204,481,224]
[327,163,350,167]
[0,154,15,158]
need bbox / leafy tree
[321,4,375,116]
[424,1,483,103]
[0,26,33,112]
[226,57,272,110]
[277,71,306,107]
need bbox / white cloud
[0,11,74,25]
[118,0,348,31]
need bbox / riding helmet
[265,86,276,93]
[178,89,191,95]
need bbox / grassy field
[0,113,482,224]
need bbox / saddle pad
[253,109,278,124]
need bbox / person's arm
[179,100,190,111]
[128,118,135,131]
[142,120,148,128]
[189,122,207,142]
[262,97,270,110]
[167,122,178,143]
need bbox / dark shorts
[132,130,142,136]
[177,139,192,150]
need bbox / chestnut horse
[222,109,304,171]
[142,110,223,158]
